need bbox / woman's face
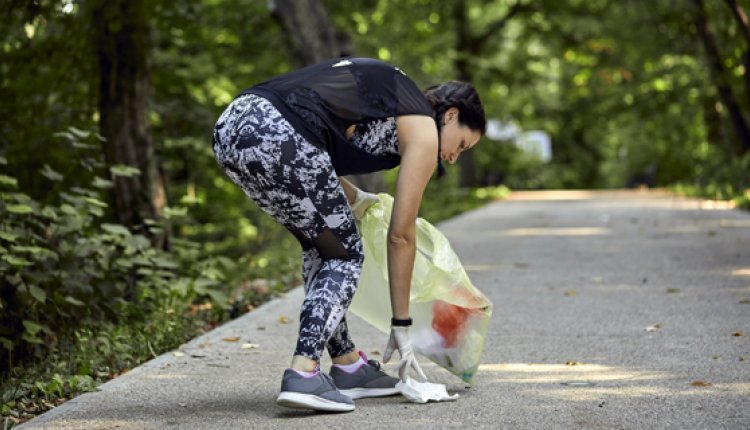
[439,107,482,164]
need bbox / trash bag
[349,193,493,383]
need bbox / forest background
[1,0,749,424]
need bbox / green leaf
[193,278,220,295]
[22,333,44,344]
[60,204,78,215]
[101,223,131,236]
[92,177,114,189]
[115,259,134,269]
[0,175,18,188]
[71,375,95,392]
[0,155,6,165]
[207,290,230,308]
[6,204,33,214]
[0,337,12,351]
[164,206,188,219]
[71,187,97,197]
[170,279,190,296]
[2,254,32,266]
[68,126,91,139]
[11,245,58,262]
[23,320,42,335]
[136,267,155,276]
[41,206,58,220]
[12,245,48,255]
[40,165,63,182]
[109,165,141,177]
[0,230,19,242]
[83,197,108,208]
[64,296,85,306]
[27,284,47,303]
[151,256,178,269]
[53,131,75,141]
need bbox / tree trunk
[452,1,531,187]
[725,0,750,109]
[694,0,750,154]
[269,0,351,66]
[453,2,478,188]
[269,0,386,192]
[91,0,166,237]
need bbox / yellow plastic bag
[349,193,492,383]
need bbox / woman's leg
[302,249,358,363]
[213,94,363,367]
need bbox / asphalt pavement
[18,189,750,429]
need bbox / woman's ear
[444,107,459,124]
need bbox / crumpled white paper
[396,378,460,404]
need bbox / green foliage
[0,129,237,371]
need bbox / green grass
[671,183,750,210]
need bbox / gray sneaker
[330,352,400,399]
[276,369,355,412]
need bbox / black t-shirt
[240,57,434,175]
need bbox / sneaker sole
[276,392,355,412]
[339,387,400,399]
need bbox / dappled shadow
[475,361,750,402]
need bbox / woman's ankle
[331,349,361,365]
[290,355,318,372]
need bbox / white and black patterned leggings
[212,94,362,362]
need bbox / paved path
[20,190,750,429]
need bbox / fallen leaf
[564,290,578,297]
[739,298,750,305]
[666,288,681,294]
[189,352,206,358]
[565,361,582,366]
[645,324,661,332]
[222,336,241,342]
[241,343,260,349]
[257,326,266,330]
[173,351,185,357]
[739,357,745,362]
[278,316,292,324]
[370,350,381,356]
[706,230,717,237]
[732,331,744,337]
[690,380,712,387]
[712,356,721,360]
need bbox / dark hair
[424,81,486,135]
[424,81,486,177]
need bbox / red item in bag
[431,300,473,348]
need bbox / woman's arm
[388,115,438,319]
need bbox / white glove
[350,189,379,219]
[382,326,427,382]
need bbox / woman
[212,57,485,412]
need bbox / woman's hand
[383,326,427,382]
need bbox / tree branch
[725,0,750,46]
[694,0,750,153]
[472,1,534,52]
